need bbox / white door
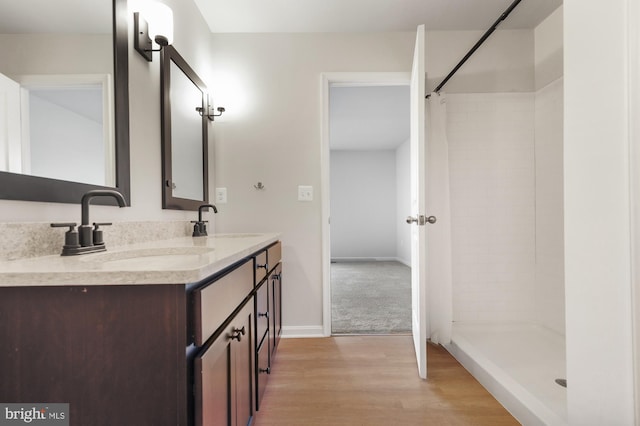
[0,72,22,173]
[408,24,428,379]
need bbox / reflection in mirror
[170,61,203,200]
[161,46,209,210]
[0,0,130,205]
[3,74,115,186]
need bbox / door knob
[406,215,437,225]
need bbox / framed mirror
[0,0,130,205]
[160,45,209,210]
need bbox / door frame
[320,72,411,337]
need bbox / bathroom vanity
[0,233,281,426]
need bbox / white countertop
[0,233,280,286]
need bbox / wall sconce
[134,2,174,62]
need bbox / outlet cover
[215,187,227,203]
[298,185,313,201]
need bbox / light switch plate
[298,185,313,201]
[215,187,227,203]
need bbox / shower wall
[447,93,537,323]
[534,78,564,334]
[446,6,564,330]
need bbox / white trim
[320,72,411,338]
[627,0,640,419]
[281,325,325,338]
[330,257,403,262]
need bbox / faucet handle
[191,220,209,237]
[51,222,77,230]
[50,223,80,250]
[92,222,112,246]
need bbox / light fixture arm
[133,4,174,62]
[196,105,226,121]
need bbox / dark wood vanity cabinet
[0,240,282,426]
[0,284,188,426]
[191,240,282,425]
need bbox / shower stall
[439,82,565,424]
[421,2,567,422]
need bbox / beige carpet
[331,261,411,334]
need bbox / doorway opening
[326,81,411,335]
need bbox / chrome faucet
[192,204,217,237]
[51,189,127,256]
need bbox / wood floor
[253,336,519,426]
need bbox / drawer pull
[229,326,246,342]
[258,312,269,319]
[259,367,271,374]
[256,263,268,271]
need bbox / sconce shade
[134,2,174,61]
[147,3,174,46]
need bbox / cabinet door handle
[259,367,271,374]
[229,326,246,342]
[258,312,269,319]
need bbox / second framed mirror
[160,45,209,210]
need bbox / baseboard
[282,325,326,338]
[331,257,404,263]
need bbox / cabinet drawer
[256,337,270,410]
[193,260,253,346]
[254,250,268,285]
[255,280,269,347]
[267,241,281,269]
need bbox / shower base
[446,322,567,425]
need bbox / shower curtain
[426,92,453,345]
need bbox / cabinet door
[271,263,283,355]
[195,302,254,426]
[195,323,233,426]
[234,302,254,426]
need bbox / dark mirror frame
[0,0,130,206]
[160,45,209,211]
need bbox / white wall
[533,7,565,335]
[29,94,104,185]
[396,139,411,265]
[0,0,213,224]
[330,150,397,259]
[208,30,535,332]
[447,93,536,323]
[534,6,563,90]
[534,79,564,334]
[564,0,635,423]
[426,30,535,93]
[208,32,415,332]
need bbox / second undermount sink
[81,246,215,268]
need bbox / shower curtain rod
[426,0,523,99]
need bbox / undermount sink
[81,246,215,267]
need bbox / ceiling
[330,86,409,151]
[194,0,562,33]
[0,0,562,34]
